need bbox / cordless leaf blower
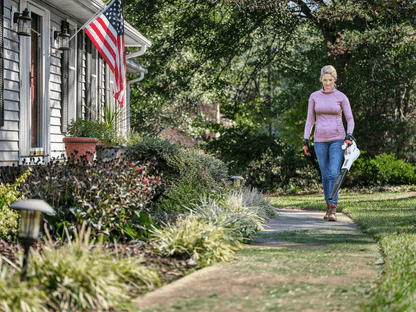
[328,138,360,200]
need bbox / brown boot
[328,203,337,221]
[324,202,331,220]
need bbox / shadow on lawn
[255,229,374,247]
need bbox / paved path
[259,208,357,233]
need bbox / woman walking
[302,65,355,221]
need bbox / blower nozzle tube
[329,168,349,200]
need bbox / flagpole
[69,0,117,42]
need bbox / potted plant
[92,105,128,161]
[95,127,127,160]
[63,118,104,163]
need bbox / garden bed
[0,238,196,289]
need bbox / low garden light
[10,199,55,281]
[231,176,245,187]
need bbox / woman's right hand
[303,139,311,156]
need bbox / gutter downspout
[126,46,147,59]
[126,72,145,131]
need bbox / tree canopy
[125,0,416,159]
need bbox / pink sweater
[304,88,354,142]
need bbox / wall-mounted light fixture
[13,8,32,37]
[53,21,70,51]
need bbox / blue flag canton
[104,0,124,35]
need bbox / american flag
[84,0,126,106]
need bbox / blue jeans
[314,140,344,204]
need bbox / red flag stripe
[87,21,117,68]
[96,18,117,47]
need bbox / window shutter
[86,36,92,120]
[85,36,97,121]
[61,21,69,133]
[0,0,4,127]
[76,32,84,119]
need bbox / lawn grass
[137,227,379,312]
[272,191,416,312]
[131,190,416,311]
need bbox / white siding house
[0,0,151,167]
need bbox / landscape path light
[10,199,55,281]
[231,176,245,187]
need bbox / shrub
[126,136,229,210]
[189,187,275,243]
[150,215,243,266]
[205,127,321,192]
[245,147,321,192]
[0,225,160,312]
[125,135,182,180]
[15,158,162,241]
[230,187,277,220]
[158,148,229,212]
[204,126,282,175]
[0,264,46,312]
[0,169,31,241]
[31,226,160,311]
[346,152,416,187]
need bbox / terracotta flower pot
[63,137,99,163]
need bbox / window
[30,12,41,148]
[19,2,50,159]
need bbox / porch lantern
[13,8,32,37]
[10,199,55,280]
[54,28,70,51]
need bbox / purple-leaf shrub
[16,157,163,240]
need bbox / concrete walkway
[260,208,357,233]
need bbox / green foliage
[125,0,299,136]
[126,135,182,180]
[150,215,243,266]
[0,169,31,241]
[346,152,416,187]
[86,104,128,146]
[245,147,321,192]
[127,137,229,212]
[205,127,320,192]
[31,226,160,310]
[158,148,229,212]
[66,118,105,138]
[67,118,125,146]
[15,158,162,241]
[189,187,276,243]
[124,0,416,159]
[344,33,416,158]
[100,104,127,133]
[204,126,271,174]
[124,130,143,146]
[0,265,46,312]
[0,225,160,312]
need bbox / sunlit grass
[272,191,416,312]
